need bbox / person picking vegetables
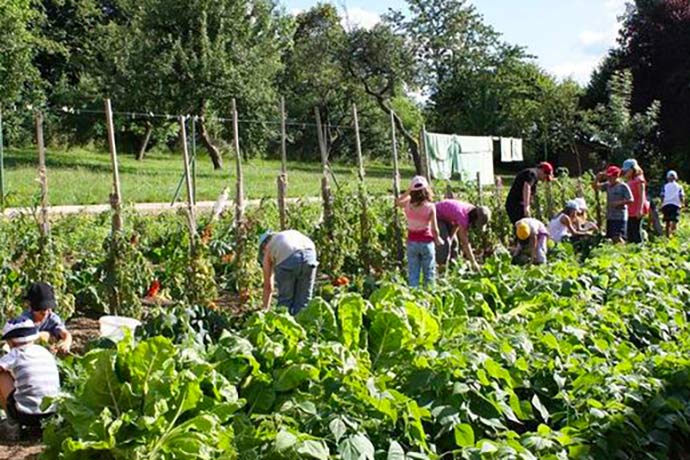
[548,200,592,243]
[514,218,549,265]
[397,176,444,288]
[0,318,60,441]
[434,199,491,271]
[19,282,72,354]
[258,230,318,316]
[592,165,634,244]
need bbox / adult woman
[435,200,491,271]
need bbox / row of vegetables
[40,224,690,459]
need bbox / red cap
[606,165,621,177]
[538,162,555,181]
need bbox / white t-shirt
[0,344,60,414]
[548,214,571,243]
[267,230,315,266]
[662,182,684,208]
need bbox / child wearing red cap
[397,176,443,287]
[593,166,634,244]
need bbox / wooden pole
[315,107,332,233]
[353,104,365,182]
[35,111,49,237]
[0,106,4,210]
[546,180,554,218]
[179,116,196,235]
[232,99,244,230]
[421,125,431,182]
[390,110,404,266]
[277,96,288,230]
[104,99,123,233]
[476,172,483,206]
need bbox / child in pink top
[397,176,443,287]
[622,159,649,243]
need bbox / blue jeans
[407,241,436,288]
[275,249,318,315]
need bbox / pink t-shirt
[435,200,473,230]
[628,175,648,218]
[405,202,434,243]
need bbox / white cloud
[341,7,380,30]
[550,56,604,84]
[578,24,619,46]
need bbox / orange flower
[333,276,350,287]
[146,280,161,298]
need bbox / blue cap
[621,159,638,172]
[257,231,274,264]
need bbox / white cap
[410,176,429,191]
[565,200,580,211]
[574,198,587,211]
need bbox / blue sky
[281,0,628,84]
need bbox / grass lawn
[1,147,419,206]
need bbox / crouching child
[514,218,549,265]
[0,319,60,441]
[20,282,72,354]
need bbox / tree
[0,0,43,107]
[584,70,660,168]
[618,0,690,170]
[343,24,425,172]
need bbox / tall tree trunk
[198,116,223,170]
[136,122,153,160]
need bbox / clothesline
[2,105,384,133]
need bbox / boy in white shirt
[0,318,60,440]
[661,170,684,237]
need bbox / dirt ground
[0,317,100,460]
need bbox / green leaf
[330,417,347,442]
[369,310,412,366]
[338,294,366,350]
[454,423,475,447]
[339,433,375,460]
[531,394,550,422]
[388,441,406,460]
[296,440,330,460]
[275,430,298,452]
[274,364,319,392]
[296,298,339,340]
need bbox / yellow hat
[516,221,531,240]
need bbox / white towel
[500,137,512,162]
[511,138,524,161]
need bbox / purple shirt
[435,200,473,230]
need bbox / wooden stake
[476,171,483,206]
[390,110,404,266]
[353,104,365,182]
[35,111,49,237]
[421,126,431,182]
[104,99,123,233]
[278,97,288,230]
[315,107,332,232]
[232,99,244,230]
[546,180,554,218]
[179,116,196,235]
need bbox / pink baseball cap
[410,176,429,191]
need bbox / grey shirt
[20,310,66,339]
[603,182,633,220]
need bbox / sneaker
[0,418,21,442]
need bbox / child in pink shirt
[397,176,443,287]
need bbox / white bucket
[99,316,141,342]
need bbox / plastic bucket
[99,315,141,342]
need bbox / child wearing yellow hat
[514,217,549,264]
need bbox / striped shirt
[20,310,67,339]
[0,344,60,414]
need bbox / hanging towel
[456,136,495,186]
[424,132,459,180]
[500,137,512,162]
[511,138,524,162]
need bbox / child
[397,176,443,287]
[548,200,590,243]
[661,170,684,237]
[515,217,549,264]
[0,318,60,440]
[573,198,599,233]
[20,282,72,354]
[593,165,633,244]
[622,159,649,243]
